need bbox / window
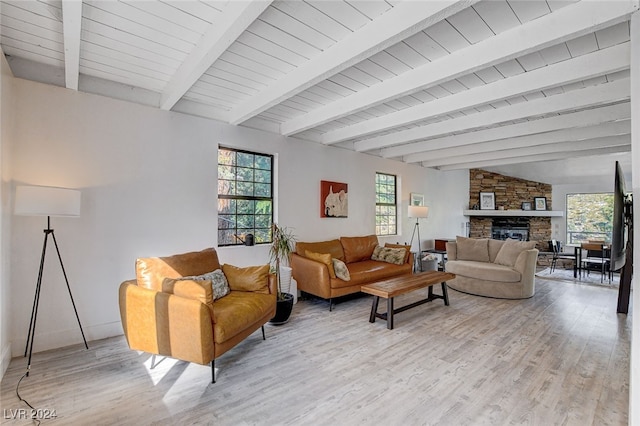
[217,147,273,246]
[566,193,613,244]
[375,172,397,236]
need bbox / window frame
[565,192,614,245]
[217,146,274,247]
[375,172,398,236]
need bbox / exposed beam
[422,134,630,168]
[404,119,630,164]
[434,145,631,171]
[283,0,636,138]
[354,78,630,153]
[159,0,272,111]
[410,121,630,164]
[328,42,630,147]
[228,0,478,125]
[383,102,630,159]
[61,0,82,90]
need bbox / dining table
[564,243,582,278]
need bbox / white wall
[6,77,468,357]
[0,46,14,377]
[629,10,639,425]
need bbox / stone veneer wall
[469,169,552,251]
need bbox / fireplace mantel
[463,210,564,217]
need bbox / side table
[422,249,447,271]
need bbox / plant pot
[279,266,293,294]
[269,293,294,325]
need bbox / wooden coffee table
[361,271,455,329]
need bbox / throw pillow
[456,236,490,262]
[494,239,537,267]
[332,258,351,281]
[371,245,406,265]
[384,243,411,263]
[180,269,230,300]
[162,278,215,313]
[222,264,270,294]
[304,250,337,278]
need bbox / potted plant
[268,223,296,324]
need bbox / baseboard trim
[11,321,123,358]
[0,341,12,381]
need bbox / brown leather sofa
[290,235,413,310]
[118,248,276,383]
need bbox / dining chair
[580,242,611,283]
[550,240,575,273]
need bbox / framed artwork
[534,197,547,211]
[522,202,532,211]
[321,180,348,218]
[479,192,496,210]
[410,193,424,206]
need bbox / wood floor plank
[0,277,630,425]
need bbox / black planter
[269,293,294,325]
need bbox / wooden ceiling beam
[353,78,630,154]
[159,1,271,111]
[334,42,629,148]
[421,134,630,168]
[383,102,630,159]
[402,116,630,164]
[61,0,82,90]
[434,145,631,171]
[284,0,636,139]
[228,0,478,125]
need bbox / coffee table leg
[387,297,394,330]
[369,296,379,323]
[441,282,450,306]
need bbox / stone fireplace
[468,169,552,251]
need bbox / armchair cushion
[162,278,215,315]
[180,269,230,300]
[222,264,270,294]
[136,248,221,291]
[212,292,276,344]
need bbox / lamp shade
[15,185,81,217]
[408,205,429,219]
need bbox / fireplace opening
[492,218,530,241]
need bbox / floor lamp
[408,205,429,271]
[14,185,88,376]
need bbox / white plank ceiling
[1,0,637,184]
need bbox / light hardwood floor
[1,276,630,425]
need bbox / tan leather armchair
[118,248,276,383]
